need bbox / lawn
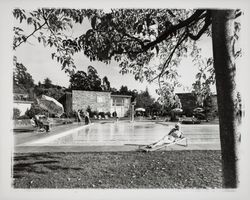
[13,150,222,188]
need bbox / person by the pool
[147,123,183,149]
[33,114,51,132]
[85,111,91,125]
[77,110,82,122]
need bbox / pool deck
[14,121,221,153]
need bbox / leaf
[137,24,143,33]
[91,16,97,29]
[85,29,94,38]
[51,53,55,60]
[20,16,23,23]
[27,17,33,24]
[62,60,67,69]
[155,45,159,55]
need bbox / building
[72,90,111,113]
[13,100,33,116]
[13,93,34,115]
[59,90,132,117]
[111,94,132,117]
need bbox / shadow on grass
[43,165,82,171]
[13,153,83,179]
[13,160,60,178]
[13,153,64,161]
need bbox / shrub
[86,105,92,113]
[112,111,117,117]
[13,108,21,119]
[68,110,77,119]
[98,112,105,118]
[92,110,98,117]
[86,106,101,118]
[105,112,111,118]
[86,106,96,118]
[25,103,47,118]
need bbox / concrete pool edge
[14,143,221,153]
[18,123,94,146]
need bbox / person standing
[85,111,91,125]
[77,110,82,122]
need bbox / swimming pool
[26,122,220,146]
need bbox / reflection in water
[47,122,219,146]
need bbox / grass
[13,150,222,189]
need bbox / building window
[112,97,124,106]
[124,98,129,105]
[97,96,105,103]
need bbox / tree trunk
[211,10,239,188]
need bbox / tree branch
[141,10,206,51]
[150,32,188,82]
[42,10,64,57]
[187,11,211,40]
[235,9,242,19]
[13,22,46,49]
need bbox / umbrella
[171,108,183,113]
[37,95,64,116]
[193,107,204,113]
[135,108,146,112]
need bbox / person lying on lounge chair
[33,115,51,132]
[147,123,184,149]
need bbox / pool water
[31,122,220,146]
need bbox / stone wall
[72,90,111,113]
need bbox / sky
[14,13,214,99]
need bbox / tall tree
[113,86,138,102]
[13,8,242,188]
[69,70,90,90]
[157,82,182,111]
[87,65,102,91]
[43,77,52,89]
[211,10,240,187]
[119,85,129,94]
[135,88,155,113]
[69,66,103,91]
[13,61,34,93]
[102,76,111,91]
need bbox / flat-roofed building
[59,90,132,117]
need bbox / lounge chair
[125,137,188,152]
